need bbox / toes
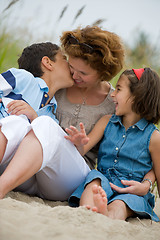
[98,186,107,198]
[102,196,108,205]
[91,207,98,212]
[85,205,91,210]
[92,184,99,194]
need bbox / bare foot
[92,185,108,216]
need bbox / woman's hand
[7,100,38,122]
[110,179,151,196]
[65,122,89,155]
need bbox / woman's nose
[72,70,79,79]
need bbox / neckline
[63,83,114,107]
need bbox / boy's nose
[110,90,115,97]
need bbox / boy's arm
[7,100,38,122]
[65,115,111,156]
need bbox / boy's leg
[0,127,7,164]
[0,130,43,199]
[32,116,90,201]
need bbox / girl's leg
[80,179,101,208]
[0,130,43,199]
[91,185,134,220]
[0,127,7,164]
[80,182,134,220]
[107,200,134,220]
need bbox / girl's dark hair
[18,42,59,77]
[122,68,160,124]
[60,25,125,81]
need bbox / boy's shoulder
[1,68,38,86]
[1,67,34,80]
[1,68,47,90]
[9,67,33,77]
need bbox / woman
[55,25,125,169]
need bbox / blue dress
[68,115,159,222]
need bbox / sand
[0,191,160,240]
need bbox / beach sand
[0,191,160,240]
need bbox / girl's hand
[7,100,38,122]
[65,122,89,155]
[110,179,151,196]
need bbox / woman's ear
[41,56,54,71]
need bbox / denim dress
[68,115,159,222]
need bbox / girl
[65,68,160,222]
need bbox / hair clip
[132,68,144,80]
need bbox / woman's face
[68,56,99,88]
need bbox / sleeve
[0,70,15,96]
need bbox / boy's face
[53,51,73,88]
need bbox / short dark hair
[18,42,59,77]
[122,68,160,124]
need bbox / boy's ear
[41,56,54,70]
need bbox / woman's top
[55,85,115,169]
[98,114,157,182]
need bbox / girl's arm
[65,115,111,156]
[149,129,160,197]
[110,169,155,196]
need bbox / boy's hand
[7,100,38,122]
[65,122,89,148]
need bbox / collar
[36,77,49,92]
[50,96,57,113]
[110,114,149,131]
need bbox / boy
[0,42,73,121]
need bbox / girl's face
[111,74,133,116]
[68,56,99,88]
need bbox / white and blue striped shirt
[0,68,57,122]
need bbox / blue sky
[1,0,160,47]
